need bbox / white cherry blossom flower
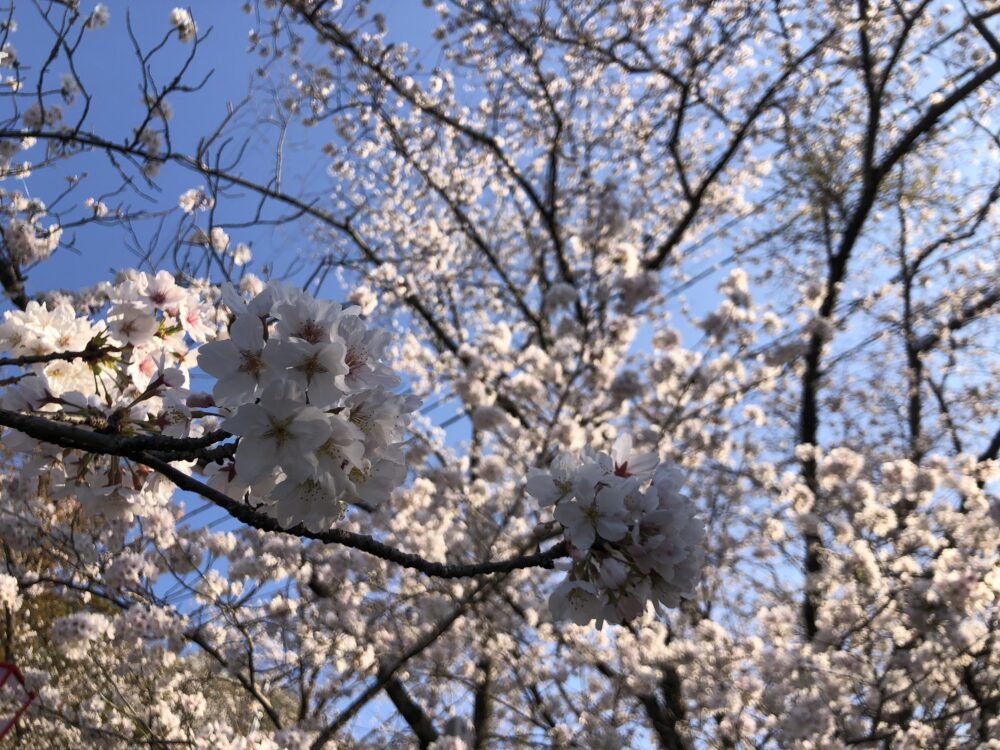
[605,433,658,478]
[530,435,704,624]
[178,187,212,214]
[170,8,196,42]
[338,314,400,390]
[313,413,366,495]
[264,337,349,408]
[177,298,214,343]
[349,456,407,505]
[220,282,274,319]
[107,302,159,346]
[271,477,346,531]
[51,613,114,660]
[222,383,332,484]
[343,386,420,451]
[231,242,252,266]
[548,579,606,626]
[197,313,271,406]
[86,3,109,29]
[141,270,186,312]
[525,452,579,507]
[274,297,346,344]
[0,573,21,612]
[554,472,629,550]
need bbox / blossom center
[295,352,326,380]
[240,350,264,375]
[296,319,325,344]
[264,415,295,446]
[345,347,366,371]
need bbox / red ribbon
[0,662,35,740]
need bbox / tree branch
[139,452,567,579]
[384,675,440,749]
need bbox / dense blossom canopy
[0,1,998,748]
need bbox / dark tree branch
[384,675,439,749]
[0,407,567,576]
[797,19,1000,638]
[472,656,492,750]
[141,452,567,579]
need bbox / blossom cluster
[51,612,114,660]
[527,435,705,626]
[198,282,419,529]
[0,572,21,612]
[1,191,62,265]
[85,4,109,30]
[170,8,197,43]
[0,137,33,180]
[0,269,416,532]
[0,270,213,523]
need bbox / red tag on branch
[0,662,35,740]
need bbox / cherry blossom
[536,436,705,625]
[170,8,196,43]
[222,382,333,484]
[0,1,997,747]
[197,313,271,406]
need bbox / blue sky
[16,2,428,296]
[16,3,245,289]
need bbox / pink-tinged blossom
[273,297,346,344]
[177,298,215,343]
[606,433,658,478]
[127,345,187,393]
[338,314,401,390]
[140,270,186,312]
